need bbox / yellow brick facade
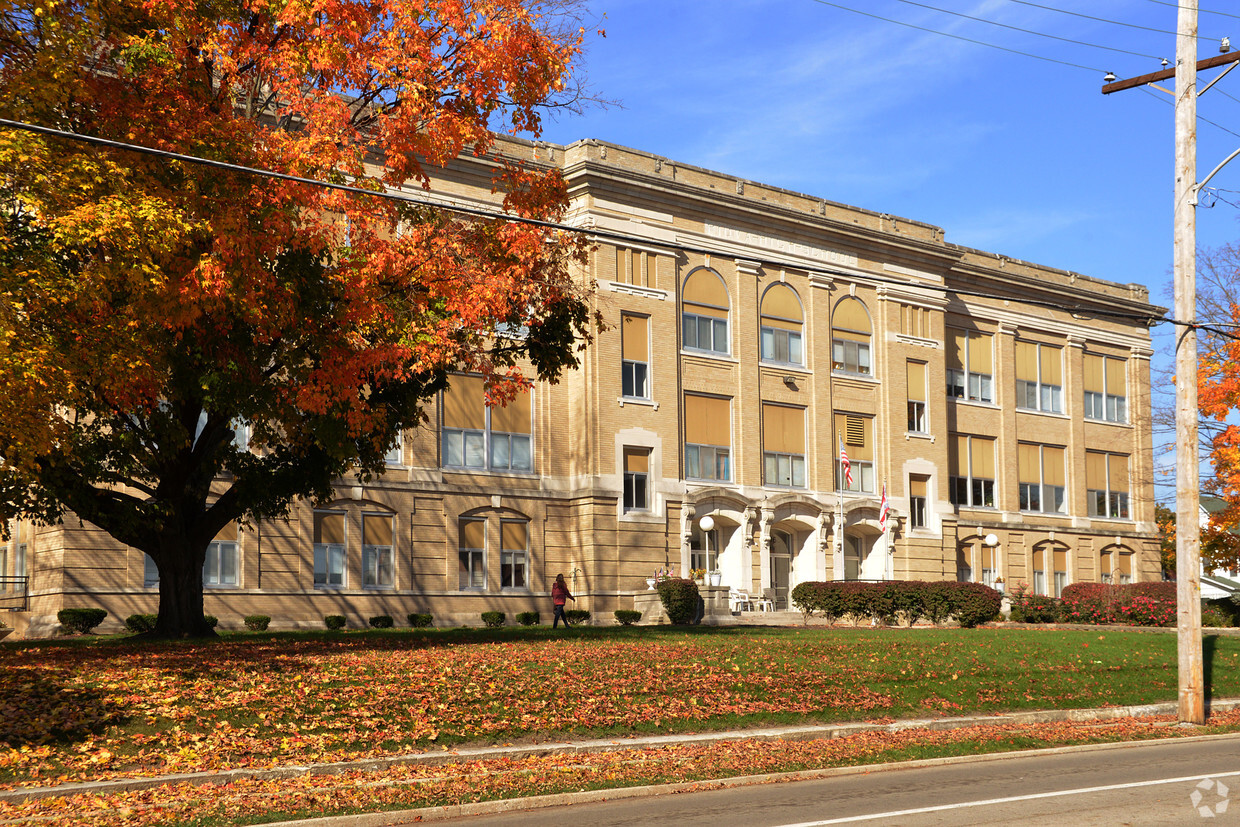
[3,138,1162,633]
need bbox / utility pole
[1172,0,1204,726]
[1101,5,1234,725]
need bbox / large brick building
[2,138,1162,634]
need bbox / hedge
[243,614,271,631]
[125,613,158,634]
[407,613,433,628]
[481,611,505,628]
[324,615,346,630]
[368,615,394,629]
[614,609,642,626]
[565,609,591,624]
[516,611,540,626]
[791,580,1001,627]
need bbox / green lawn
[0,625,1235,788]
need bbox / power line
[0,116,1178,331]
[807,0,1106,73]
[893,0,1167,60]
[1005,0,1221,39]
[1142,1,1240,23]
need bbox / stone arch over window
[831,297,872,376]
[682,267,730,355]
[759,282,804,365]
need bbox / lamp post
[699,515,715,578]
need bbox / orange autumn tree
[1197,244,1240,570]
[0,0,596,636]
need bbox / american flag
[879,481,889,532]
[839,436,852,487]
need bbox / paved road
[438,734,1240,826]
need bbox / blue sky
[536,0,1240,497]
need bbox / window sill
[363,585,396,591]
[905,431,933,441]
[1084,417,1131,427]
[949,398,999,409]
[618,397,659,410]
[765,484,808,491]
[314,584,349,590]
[831,371,877,384]
[1016,408,1068,419]
[205,584,240,590]
[442,467,538,478]
[681,349,738,364]
[760,360,810,372]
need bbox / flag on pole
[879,480,889,532]
[839,436,852,487]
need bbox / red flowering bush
[1114,594,1176,627]
[1060,582,1115,624]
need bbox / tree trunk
[153,538,216,638]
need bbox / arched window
[832,297,872,376]
[760,283,804,365]
[682,268,730,355]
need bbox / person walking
[551,573,575,629]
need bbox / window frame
[500,520,529,591]
[949,436,996,509]
[681,269,731,356]
[946,329,994,404]
[313,510,347,589]
[623,447,652,512]
[831,297,873,377]
[442,382,533,474]
[204,540,239,588]
[458,518,487,591]
[1018,444,1067,515]
[1015,342,1063,415]
[361,513,395,589]
[621,313,651,400]
[1084,354,1128,424]
[1086,452,1131,520]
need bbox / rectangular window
[685,394,731,482]
[1087,452,1131,519]
[362,514,394,588]
[1084,354,1128,423]
[458,518,486,590]
[313,511,346,588]
[204,522,239,588]
[1015,341,1063,414]
[981,544,994,587]
[682,308,729,354]
[623,447,651,511]
[946,328,993,403]
[907,361,928,433]
[835,413,875,494]
[949,434,996,508]
[143,553,158,588]
[384,434,403,466]
[1117,552,1133,585]
[621,313,651,399]
[1053,549,1068,597]
[1018,444,1067,514]
[501,521,528,589]
[763,403,806,488]
[831,337,871,376]
[442,375,533,472]
[909,475,929,529]
[761,326,803,365]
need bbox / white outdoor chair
[751,588,775,612]
[729,589,752,613]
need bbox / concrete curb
[4,697,1239,805]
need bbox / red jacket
[552,580,571,606]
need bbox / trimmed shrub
[615,609,642,626]
[1060,582,1114,624]
[125,613,158,634]
[1113,593,1175,627]
[243,614,271,631]
[920,581,955,625]
[1010,594,1060,624]
[204,615,219,629]
[566,609,591,624]
[838,581,875,626]
[324,615,346,630]
[517,611,540,626]
[948,582,1002,628]
[656,578,700,625]
[889,581,925,627]
[58,608,107,634]
[791,581,824,623]
[481,611,506,628]
[408,613,433,628]
[369,615,394,629]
